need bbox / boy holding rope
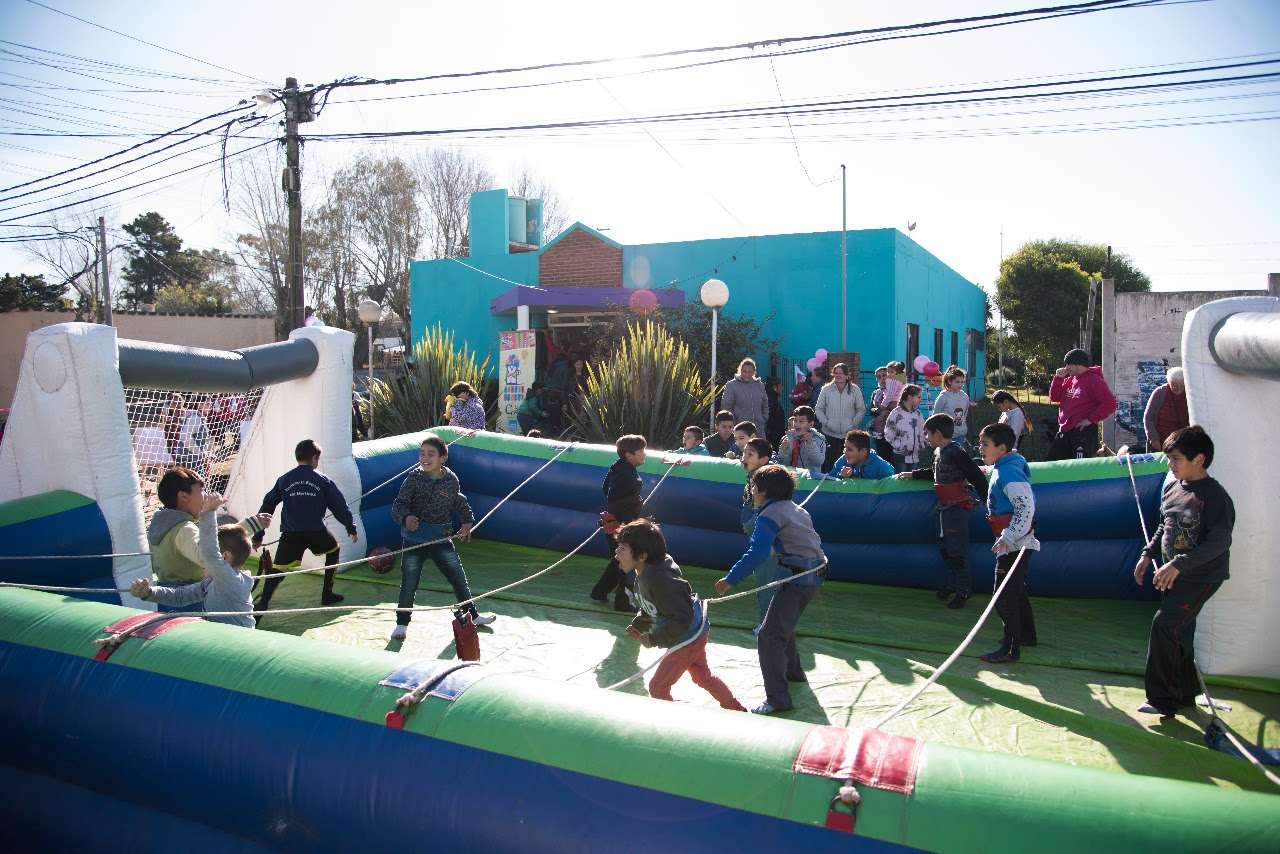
[389,436,496,640]
[976,422,1039,664]
[716,464,827,715]
[617,519,746,711]
[1133,425,1235,719]
[590,434,647,611]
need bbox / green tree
[0,273,70,312]
[570,323,716,449]
[120,212,206,308]
[580,295,783,386]
[368,324,493,437]
[995,240,1150,372]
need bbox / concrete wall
[409,224,987,392]
[0,310,275,409]
[1103,277,1280,449]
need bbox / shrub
[570,322,716,449]
[987,366,1017,387]
[367,324,493,437]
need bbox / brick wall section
[538,228,623,288]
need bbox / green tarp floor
[249,539,1280,795]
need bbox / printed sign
[498,331,537,433]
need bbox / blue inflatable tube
[353,430,1167,600]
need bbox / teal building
[409,188,987,399]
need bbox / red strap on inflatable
[93,613,201,661]
[793,726,922,795]
[825,795,857,833]
[384,710,406,730]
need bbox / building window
[933,328,943,366]
[951,331,959,370]
[906,323,920,380]
[965,328,984,378]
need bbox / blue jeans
[397,540,474,626]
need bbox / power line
[22,0,269,85]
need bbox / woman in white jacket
[815,362,866,470]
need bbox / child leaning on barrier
[669,425,711,456]
[1133,425,1235,720]
[617,518,746,711]
[976,422,1039,664]
[716,464,827,716]
[131,491,259,629]
[389,436,496,641]
[775,405,825,471]
[828,429,894,481]
[895,413,989,610]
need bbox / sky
[2,0,1278,302]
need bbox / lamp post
[358,299,382,439]
[700,278,729,430]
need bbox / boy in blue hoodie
[716,464,827,715]
[828,429,894,480]
[976,422,1039,664]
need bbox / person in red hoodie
[1046,348,1117,461]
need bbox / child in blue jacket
[976,422,1039,664]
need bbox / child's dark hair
[449,381,476,397]
[734,421,758,437]
[616,434,647,457]
[217,524,252,567]
[792,405,816,424]
[751,464,796,501]
[991,390,1026,416]
[943,365,966,384]
[745,437,773,459]
[715,410,735,425]
[157,467,204,509]
[524,384,541,399]
[526,429,542,438]
[765,376,782,392]
[295,438,322,461]
[844,430,871,452]
[979,422,1017,452]
[615,518,667,563]
[421,435,448,457]
[1164,425,1214,467]
[683,425,705,442]
[924,413,955,438]
[899,384,922,405]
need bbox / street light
[700,278,729,430]
[358,299,382,439]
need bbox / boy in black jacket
[619,519,745,711]
[255,439,357,616]
[590,434,646,611]
[1134,426,1234,719]
[894,414,989,609]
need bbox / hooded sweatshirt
[986,452,1040,553]
[720,374,768,429]
[1049,366,1117,431]
[628,555,708,648]
[144,510,255,628]
[148,507,203,583]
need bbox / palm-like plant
[367,324,493,437]
[570,322,716,449]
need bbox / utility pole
[840,164,847,353]
[281,77,315,334]
[97,216,112,326]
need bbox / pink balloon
[923,360,941,377]
[806,357,821,371]
[913,355,931,372]
[814,348,828,361]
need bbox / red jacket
[789,380,812,407]
[1049,366,1117,431]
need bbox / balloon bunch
[304,315,325,328]
[914,354,944,387]
[805,348,829,372]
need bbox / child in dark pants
[976,423,1039,664]
[1133,426,1234,719]
[617,519,746,711]
[590,434,647,611]
[895,413,988,609]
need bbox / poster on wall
[498,330,537,434]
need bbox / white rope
[869,547,1026,729]
[1118,448,1151,541]
[0,551,149,560]
[1194,662,1280,788]
[797,473,830,508]
[468,443,575,535]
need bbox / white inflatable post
[0,323,150,606]
[225,326,366,569]
[1180,296,1278,679]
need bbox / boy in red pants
[617,519,746,711]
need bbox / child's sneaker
[472,613,497,627]
[946,594,969,610]
[390,625,407,640]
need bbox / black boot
[321,567,344,606]
[981,638,1020,663]
[946,593,969,609]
